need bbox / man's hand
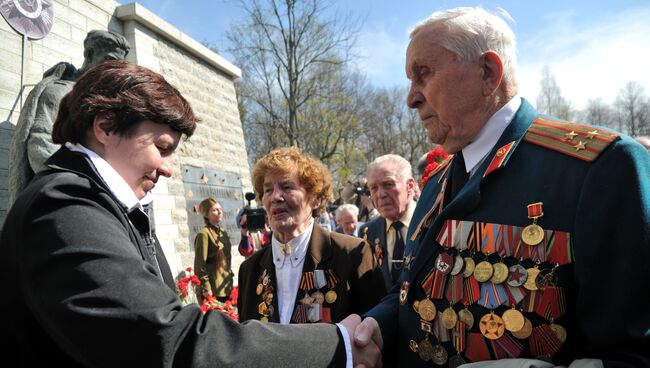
[340,314,383,368]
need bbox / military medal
[535,266,558,290]
[256,283,264,295]
[502,307,525,332]
[399,281,409,306]
[418,298,437,321]
[490,261,509,284]
[458,307,474,329]
[550,322,567,343]
[524,266,541,291]
[450,255,465,276]
[325,290,337,304]
[473,260,494,282]
[418,338,433,361]
[311,291,324,304]
[522,202,545,246]
[463,257,475,278]
[507,263,528,287]
[409,340,419,353]
[479,312,505,340]
[435,252,454,274]
[431,344,448,365]
[441,307,458,329]
[413,300,420,313]
[511,317,533,339]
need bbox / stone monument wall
[0,0,250,279]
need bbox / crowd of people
[2,6,649,368]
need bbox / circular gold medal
[450,255,465,276]
[409,340,419,353]
[524,267,541,291]
[473,261,494,282]
[418,298,437,322]
[418,339,433,361]
[260,316,268,323]
[490,262,509,284]
[511,317,533,339]
[442,307,458,329]
[325,290,337,304]
[256,283,264,295]
[458,308,474,329]
[479,312,505,340]
[522,223,544,245]
[550,323,567,343]
[431,344,448,365]
[502,308,525,332]
[311,291,324,304]
[463,257,475,278]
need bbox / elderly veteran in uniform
[359,154,418,293]
[351,7,650,368]
[238,147,386,326]
[0,60,382,367]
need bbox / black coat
[0,147,345,367]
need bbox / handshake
[340,314,383,368]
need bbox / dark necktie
[446,151,469,204]
[391,221,405,282]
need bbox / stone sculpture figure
[8,30,130,203]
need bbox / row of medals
[408,247,566,366]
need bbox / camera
[354,184,370,196]
[241,192,266,231]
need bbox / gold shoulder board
[524,116,619,162]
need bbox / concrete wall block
[107,15,124,35]
[152,194,175,210]
[85,0,119,15]
[0,30,23,54]
[156,223,179,239]
[68,0,112,25]
[54,0,70,7]
[153,209,172,225]
[31,44,73,69]
[54,3,87,28]
[50,19,72,40]
[0,49,22,75]
[0,90,20,116]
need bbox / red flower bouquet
[177,268,239,321]
[420,146,449,188]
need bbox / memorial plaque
[182,165,244,247]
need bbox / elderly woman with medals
[237,147,386,324]
[194,197,234,303]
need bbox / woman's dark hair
[52,60,197,144]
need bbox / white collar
[462,96,521,175]
[385,199,416,233]
[271,219,314,269]
[65,142,142,210]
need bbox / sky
[128,0,650,111]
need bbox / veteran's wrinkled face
[405,26,487,153]
[368,162,415,222]
[101,120,180,199]
[262,171,320,243]
[337,210,358,235]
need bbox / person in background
[354,7,650,367]
[238,211,272,259]
[194,197,233,303]
[334,203,361,237]
[237,147,386,326]
[359,154,417,293]
[0,60,381,367]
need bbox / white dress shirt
[462,96,521,176]
[385,200,416,271]
[271,220,313,324]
